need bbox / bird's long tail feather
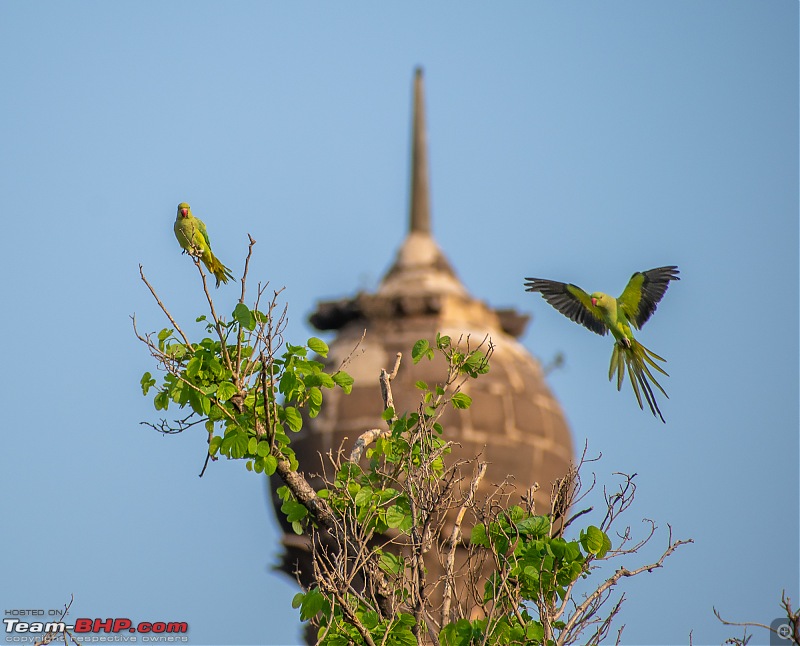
[609,340,669,423]
[202,251,235,288]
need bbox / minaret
[271,68,573,636]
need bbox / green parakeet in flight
[173,202,234,287]
[524,266,680,422]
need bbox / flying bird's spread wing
[525,266,679,423]
[524,278,607,336]
[617,266,680,329]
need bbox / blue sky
[1,2,797,645]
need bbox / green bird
[524,266,680,422]
[173,202,234,287]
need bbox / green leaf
[283,406,303,432]
[470,523,489,547]
[263,454,278,475]
[378,551,405,575]
[279,370,299,396]
[208,435,223,456]
[154,390,169,411]
[221,428,249,459]
[308,387,323,418]
[580,525,611,557]
[517,515,551,538]
[297,587,327,621]
[233,303,256,331]
[563,540,583,562]
[354,486,373,507]
[189,389,211,416]
[381,407,395,421]
[140,372,156,396]
[291,592,304,610]
[332,371,354,394]
[185,356,202,379]
[390,629,417,646]
[165,343,187,359]
[526,621,545,642]
[597,531,612,558]
[412,339,430,364]
[216,381,237,402]
[285,343,308,357]
[282,499,309,523]
[464,351,490,377]
[391,416,408,437]
[439,619,474,646]
[307,337,329,357]
[315,372,335,389]
[451,392,472,410]
[385,504,409,529]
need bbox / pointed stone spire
[409,67,431,235]
[309,67,530,338]
[378,68,465,298]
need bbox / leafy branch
[136,239,693,646]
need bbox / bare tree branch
[442,462,487,623]
[137,266,193,348]
[350,353,402,463]
[715,590,800,645]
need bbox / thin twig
[349,353,402,463]
[712,605,784,640]
[442,462,487,623]
[138,266,193,348]
[335,328,367,373]
[561,528,693,638]
[381,353,402,423]
[239,234,256,305]
[192,256,235,377]
[233,235,257,389]
[34,594,76,646]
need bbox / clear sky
[1,2,797,645]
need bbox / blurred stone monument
[269,68,573,641]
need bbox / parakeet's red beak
[180,208,188,217]
[591,297,597,307]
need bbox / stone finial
[378,68,465,298]
[409,67,431,235]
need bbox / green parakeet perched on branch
[173,202,234,287]
[524,266,680,422]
